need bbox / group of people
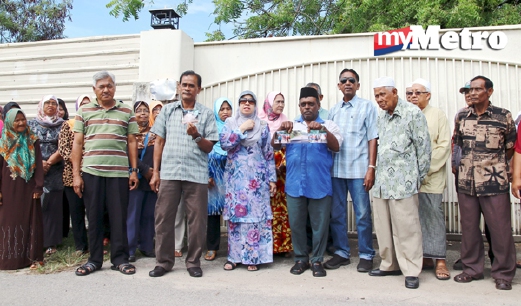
[0,69,519,291]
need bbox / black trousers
[206,215,221,251]
[83,173,129,267]
[64,187,88,252]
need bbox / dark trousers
[127,189,157,255]
[62,191,70,238]
[64,187,88,252]
[287,195,331,263]
[83,173,129,267]
[458,193,516,281]
[42,190,63,248]
[207,215,221,251]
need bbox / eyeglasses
[405,91,429,96]
[44,101,58,106]
[135,109,150,114]
[339,77,356,84]
[239,98,256,105]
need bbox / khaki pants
[373,195,423,277]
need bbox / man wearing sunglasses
[325,69,378,273]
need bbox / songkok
[412,78,431,92]
[373,77,395,89]
[299,87,319,101]
[459,81,471,94]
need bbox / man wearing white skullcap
[405,83,413,103]
[369,77,431,289]
[410,78,451,281]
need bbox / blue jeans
[330,178,375,260]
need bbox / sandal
[103,238,110,246]
[75,262,99,276]
[174,250,182,257]
[223,261,237,271]
[247,265,260,272]
[453,272,484,283]
[311,262,327,277]
[45,247,57,256]
[435,264,450,280]
[516,260,521,269]
[111,263,136,275]
[30,261,44,270]
[204,250,216,261]
[290,260,310,275]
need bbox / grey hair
[305,82,322,96]
[92,71,116,86]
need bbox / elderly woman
[204,97,233,261]
[221,90,276,272]
[28,95,65,255]
[0,108,45,270]
[58,95,91,255]
[258,91,292,256]
[127,101,157,262]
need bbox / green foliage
[0,0,73,43]
[106,0,149,22]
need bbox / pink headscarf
[258,91,287,136]
[36,95,63,127]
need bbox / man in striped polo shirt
[72,71,139,276]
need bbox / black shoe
[139,249,156,258]
[187,267,203,277]
[357,258,373,273]
[290,261,310,275]
[453,259,463,270]
[311,262,327,277]
[324,254,350,269]
[368,269,402,276]
[128,255,136,262]
[149,266,167,277]
[405,276,419,289]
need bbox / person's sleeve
[453,110,463,148]
[128,108,139,135]
[260,125,276,183]
[208,152,216,179]
[505,111,517,151]
[58,123,72,162]
[204,110,219,142]
[33,140,44,194]
[72,109,84,134]
[365,103,379,141]
[413,111,432,182]
[427,110,451,175]
[219,120,245,151]
[325,121,343,148]
[150,105,167,139]
[514,124,521,154]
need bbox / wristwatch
[129,167,139,173]
[193,136,202,143]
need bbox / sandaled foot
[290,260,310,275]
[223,261,237,271]
[517,260,521,269]
[75,262,98,276]
[30,261,44,270]
[454,272,483,283]
[204,250,216,261]
[247,265,259,272]
[435,264,450,280]
[111,263,136,275]
[311,262,327,277]
[174,250,182,257]
[103,238,110,246]
[45,247,57,256]
[495,279,512,290]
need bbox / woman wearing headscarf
[28,95,65,255]
[220,90,277,272]
[258,91,292,256]
[149,100,164,127]
[127,101,157,262]
[204,97,233,261]
[58,95,91,255]
[0,108,45,270]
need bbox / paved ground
[1,239,520,305]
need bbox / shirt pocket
[485,126,505,150]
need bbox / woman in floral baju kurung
[221,90,277,271]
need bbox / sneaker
[357,258,373,273]
[324,254,350,269]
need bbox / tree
[0,0,73,43]
[106,0,147,22]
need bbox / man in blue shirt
[272,87,343,277]
[325,69,378,272]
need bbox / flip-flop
[75,262,98,276]
[111,263,136,275]
[223,261,237,271]
[204,250,216,261]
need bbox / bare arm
[511,151,521,199]
[363,138,377,191]
[149,135,165,193]
[127,134,139,190]
[72,132,84,198]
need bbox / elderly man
[453,75,516,290]
[369,77,431,289]
[409,78,451,280]
[273,87,342,277]
[149,70,218,278]
[72,71,139,276]
[325,68,378,272]
[405,83,413,103]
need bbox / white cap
[405,83,413,89]
[412,78,431,91]
[373,76,395,89]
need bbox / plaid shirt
[328,95,378,179]
[453,103,516,196]
[151,101,218,184]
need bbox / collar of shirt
[93,99,120,110]
[467,101,493,118]
[340,94,358,108]
[384,98,405,119]
[295,115,325,124]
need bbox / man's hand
[363,167,375,192]
[33,192,42,199]
[149,171,160,193]
[307,121,323,132]
[208,177,215,188]
[187,123,199,137]
[239,119,255,134]
[129,172,139,190]
[279,121,293,134]
[143,168,153,181]
[43,160,50,174]
[73,174,84,198]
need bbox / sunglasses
[239,98,256,105]
[405,91,429,96]
[340,77,357,84]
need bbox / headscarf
[3,102,21,118]
[75,95,90,111]
[0,109,39,182]
[36,95,64,127]
[148,100,164,127]
[226,90,262,147]
[57,98,69,120]
[213,97,233,156]
[134,101,156,148]
[258,91,287,136]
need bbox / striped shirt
[150,101,218,184]
[73,100,139,178]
